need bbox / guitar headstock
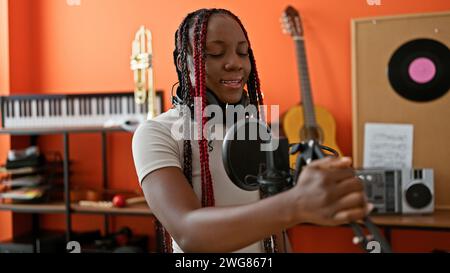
[281,6,303,39]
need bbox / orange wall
[289,225,450,253]
[0,0,12,241]
[0,0,9,93]
[3,0,450,251]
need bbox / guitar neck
[294,37,317,128]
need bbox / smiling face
[186,13,251,104]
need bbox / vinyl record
[388,38,450,102]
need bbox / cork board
[351,12,450,209]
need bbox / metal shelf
[0,125,128,135]
[0,202,66,214]
[0,202,152,216]
[72,203,152,216]
[1,126,145,244]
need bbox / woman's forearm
[178,190,298,252]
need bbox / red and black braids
[192,12,215,207]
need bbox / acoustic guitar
[281,6,342,168]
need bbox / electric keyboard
[0,92,162,129]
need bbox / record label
[388,38,450,102]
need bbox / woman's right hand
[290,156,372,226]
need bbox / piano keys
[0,92,163,129]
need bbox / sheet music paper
[363,123,413,168]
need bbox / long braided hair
[157,8,277,253]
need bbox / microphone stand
[290,139,392,253]
[254,138,293,252]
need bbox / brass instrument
[130,26,156,119]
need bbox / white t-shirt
[132,107,264,253]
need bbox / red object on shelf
[112,195,126,208]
